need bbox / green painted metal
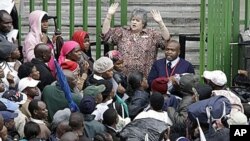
[69,0,75,39]
[29,0,35,12]
[83,0,88,31]
[18,14,22,46]
[224,0,233,85]
[206,0,233,86]
[96,0,102,59]
[199,0,206,79]
[121,0,128,26]
[110,0,115,27]
[232,0,240,82]
[245,0,250,29]
[43,0,48,12]
[207,0,215,70]
[56,0,61,31]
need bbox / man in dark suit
[148,40,195,87]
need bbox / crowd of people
[0,2,250,141]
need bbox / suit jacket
[148,58,195,86]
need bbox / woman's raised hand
[151,10,163,23]
[108,3,119,15]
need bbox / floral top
[103,27,165,77]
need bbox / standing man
[148,40,195,87]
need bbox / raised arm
[102,3,119,34]
[151,10,170,41]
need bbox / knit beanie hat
[93,57,114,73]
[151,77,169,94]
[79,96,96,114]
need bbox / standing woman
[102,3,170,77]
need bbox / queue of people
[0,2,250,141]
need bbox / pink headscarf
[58,41,80,64]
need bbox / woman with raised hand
[102,3,170,78]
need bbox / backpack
[187,95,231,124]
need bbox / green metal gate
[19,0,128,59]
[200,0,250,85]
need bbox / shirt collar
[93,74,104,80]
[166,57,180,68]
[30,118,46,125]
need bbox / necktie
[167,61,172,69]
[167,61,172,73]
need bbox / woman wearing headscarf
[59,41,87,91]
[102,3,170,78]
[72,30,94,75]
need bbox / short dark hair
[127,71,144,96]
[103,108,118,126]
[94,132,112,141]
[18,62,36,79]
[69,112,84,130]
[28,99,40,117]
[24,121,41,140]
[150,92,164,111]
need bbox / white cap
[18,77,40,92]
[227,111,248,125]
[203,70,227,86]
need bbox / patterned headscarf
[72,30,89,50]
[105,50,122,63]
[58,41,79,64]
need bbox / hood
[29,10,47,34]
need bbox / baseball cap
[0,39,17,61]
[0,111,18,122]
[179,73,199,94]
[42,14,54,21]
[227,111,248,125]
[0,98,19,112]
[18,77,40,92]
[2,90,27,105]
[83,84,106,97]
[203,70,227,86]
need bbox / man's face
[42,47,52,62]
[165,42,180,61]
[36,101,48,120]
[0,13,13,33]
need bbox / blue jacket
[148,58,195,86]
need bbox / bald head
[34,43,52,62]
[63,69,77,89]
[165,40,181,61]
[60,132,79,141]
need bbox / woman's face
[130,16,144,32]
[83,37,90,51]
[11,47,21,59]
[67,46,81,61]
[114,60,124,72]
[30,66,40,80]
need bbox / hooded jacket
[23,10,47,62]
